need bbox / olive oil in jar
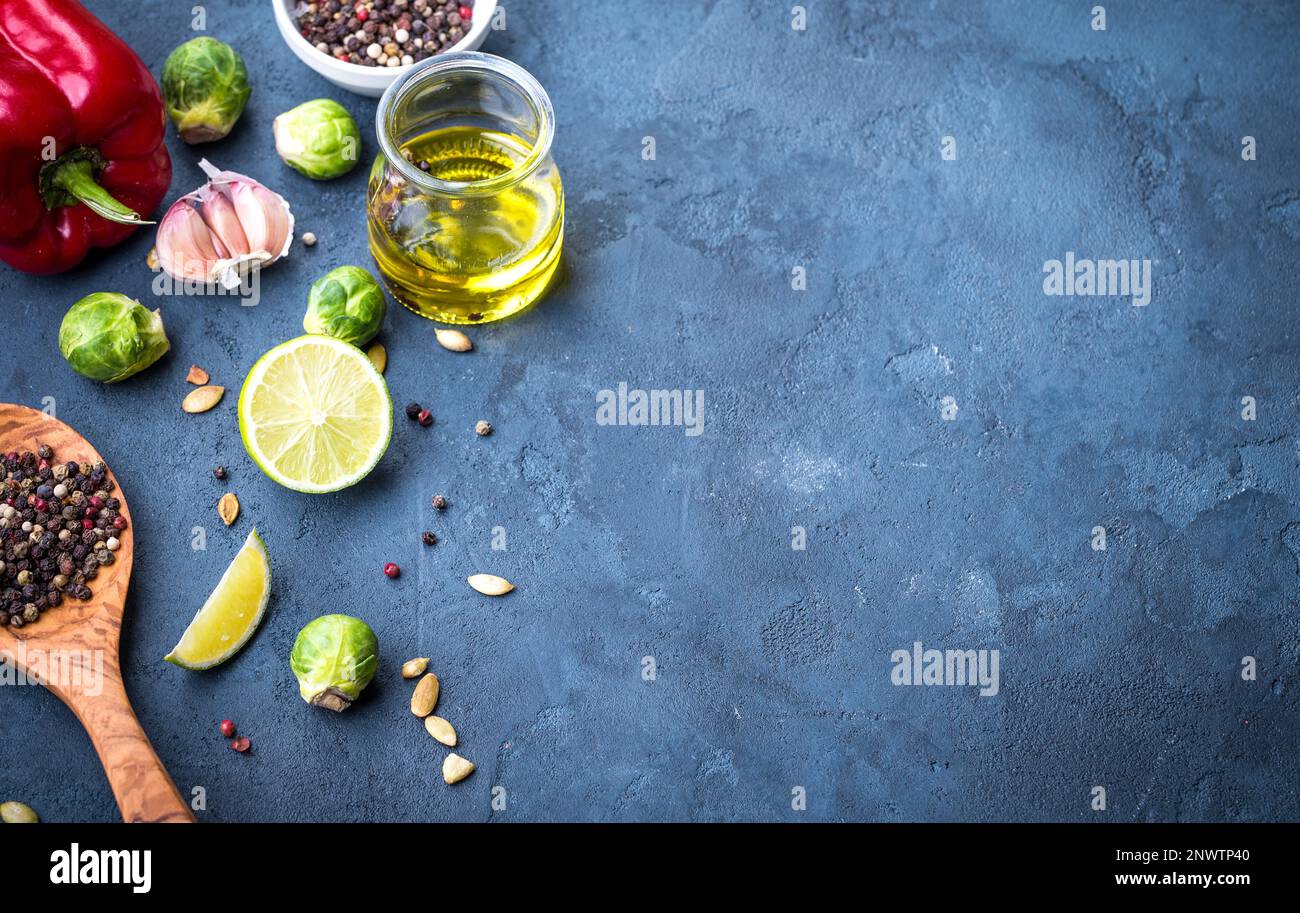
[367,125,564,324]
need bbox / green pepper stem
[47,159,153,226]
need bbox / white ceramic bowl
[272,0,496,97]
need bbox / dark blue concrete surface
[2,0,1299,822]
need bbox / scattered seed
[417,409,433,427]
[182,385,225,414]
[475,419,492,436]
[442,753,475,784]
[421,531,437,546]
[404,402,422,420]
[402,657,429,679]
[217,492,240,526]
[431,493,447,510]
[410,672,440,717]
[435,328,472,352]
[229,736,251,752]
[0,801,38,823]
[220,719,236,738]
[468,573,514,596]
[367,343,387,373]
[146,247,159,270]
[186,364,210,385]
[302,231,317,246]
[424,715,457,747]
[383,562,400,579]
[213,465,227,480]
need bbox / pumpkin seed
[401,657,429,679]
[217,492,240,526]
[435,329,473,352]
[468,573,514,596]
[410,672,439,717]
[424,715,457,746]
[367,343,387,374]
[0,801,38,824]
[442,753,475,784]
[182,385,225,414]
[186,364,210,385]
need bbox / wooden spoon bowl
[0,403,192,823]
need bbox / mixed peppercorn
[1,446,126,628]
[220,719,251,752]
[295,0,475,69]
[405,401,435,427]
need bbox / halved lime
[238,335,392,493]
[165,528,271,670]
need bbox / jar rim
[375,51,555,196]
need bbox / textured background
[2,0,1298,822]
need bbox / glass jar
[368,52,563,325]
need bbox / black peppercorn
[421,531,438,546]
[405,402,423,420]
[213,465,227,480]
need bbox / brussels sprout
[0,801,38,824]
[58,293,170,384]
[162,37,251,144]
[303,266,387,347]
[290,615,379,712]
[273,99,362,180]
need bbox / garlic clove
[231,181,293,260]
[156,202,220,281]
[199,191,251,258]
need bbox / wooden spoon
[0,404,193,823]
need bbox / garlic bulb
[156,159,294,289]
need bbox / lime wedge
[165,528,271,670]
[238,335,392,493]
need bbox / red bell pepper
[0,0,171,274]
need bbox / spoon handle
[58,655,194,824]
